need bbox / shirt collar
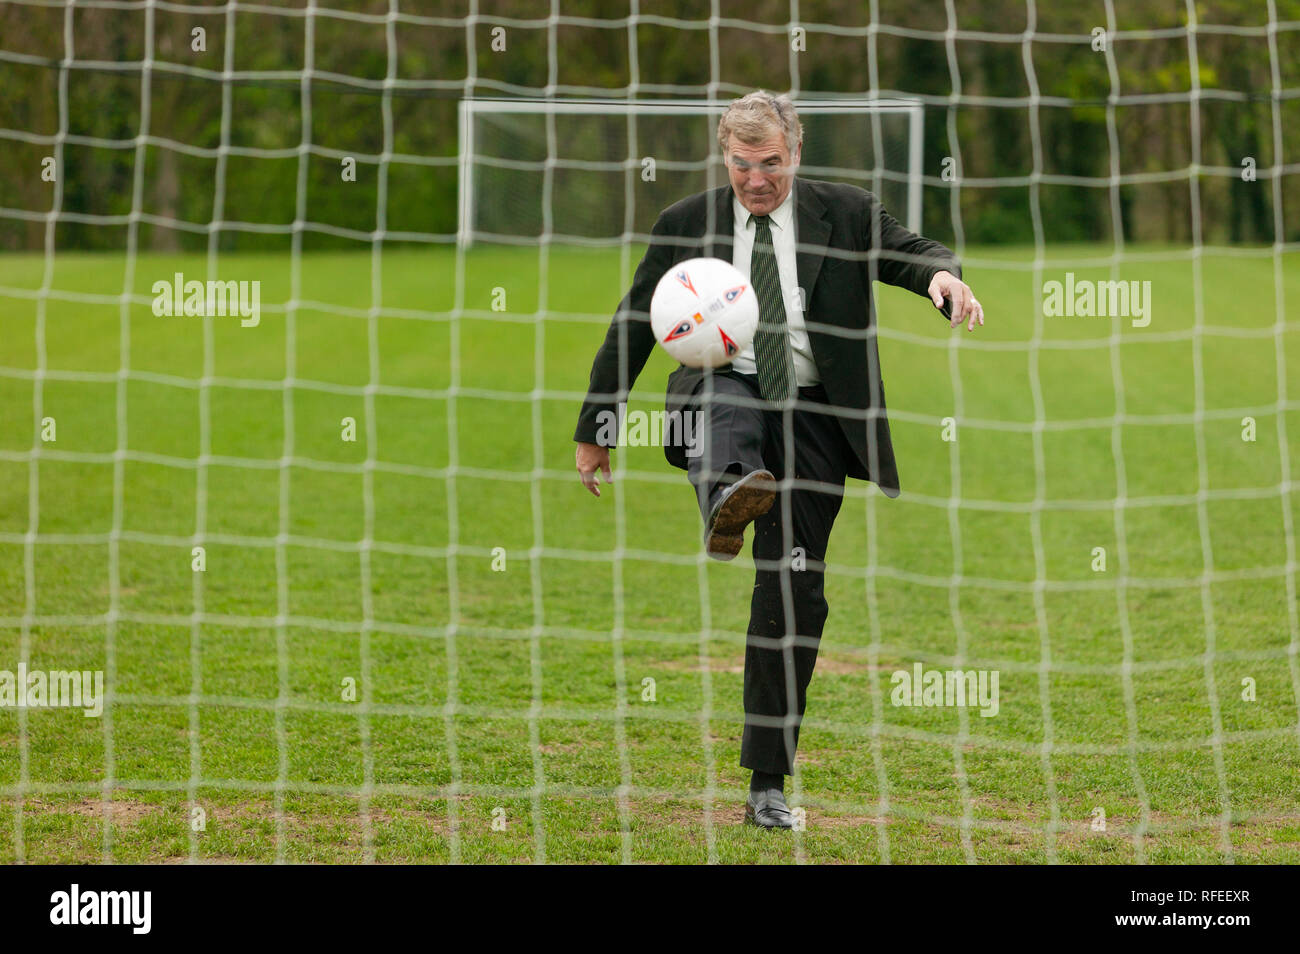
[733,178,796,232]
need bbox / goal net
[0,0,1297,867]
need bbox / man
[573,90,985,828]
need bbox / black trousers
[684,370,852,776]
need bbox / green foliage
[3,1,1299,251]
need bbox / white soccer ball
[650,257,759,368]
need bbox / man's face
[725,132,801,217]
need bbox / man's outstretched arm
[574,210,679,496]
[863,191,984,331]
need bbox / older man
[573,90,984,828]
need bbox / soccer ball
[650,257,759,368]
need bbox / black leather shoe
[704,469,775,561]
[744,788,793,829]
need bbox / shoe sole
[705,470,776,562]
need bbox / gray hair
[717,90,803,157]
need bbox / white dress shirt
[728,179,820,386]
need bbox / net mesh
[0,0,1298,865]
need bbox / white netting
[1,0,1298,865]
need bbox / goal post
[457,96,925,249]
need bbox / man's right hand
[576,442,613,497]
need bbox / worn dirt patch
[37,796,158,827]
[538,742,585,755]
[653,652,886,676]
[366,805,449,831]
[804,810,887,830]
[653,656,746,674]
[27,795,449,834]
[815,653,888,675]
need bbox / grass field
[2,240,1299,864]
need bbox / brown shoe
[704,469,776,561]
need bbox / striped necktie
[750,213,796,403]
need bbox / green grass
[2,241,1300,863]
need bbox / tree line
[1,0,1295,252]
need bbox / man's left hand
[929,270,985,332]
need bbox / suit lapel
[793,178,830,311]
[703,183,735,263]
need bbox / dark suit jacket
[572,177,961,498]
